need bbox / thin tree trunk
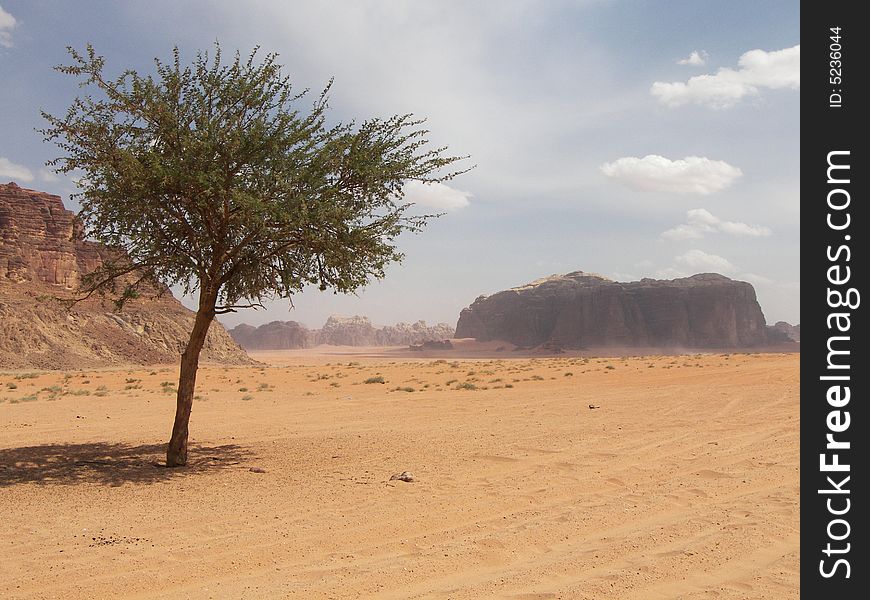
[166,296,216,467]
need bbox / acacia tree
[42,44,467,467]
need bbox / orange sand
[0,351,799,599]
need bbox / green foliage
[41,43,469,311]
[14,373,41,380]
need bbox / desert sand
[0,350,799,599]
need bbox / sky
[0,1,800,329]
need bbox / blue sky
[0,1,800,329]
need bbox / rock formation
[769,321,800,342]
[229,321,313,350]
[455,271,775,349]
[228,315,454,349]
[0,182,252,369]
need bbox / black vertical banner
[802,3,867,597]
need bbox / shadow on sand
[0,441,253,487]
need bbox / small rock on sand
[389,471,414,482]
[249,467,267,473]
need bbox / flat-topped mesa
[228,316,455,349]
[0,182,251,368]
[455,271,771,349]
[230,321,314,350]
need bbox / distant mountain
[768,321,800,342]
[455,271,788,349]
[0,182,252,369]
[228,315,454,350]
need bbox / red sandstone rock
[0,182,252,369]
[455,271,776,349]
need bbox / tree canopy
[42,43,467,311]
[41,43,468,466]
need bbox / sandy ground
[0,350,799,599]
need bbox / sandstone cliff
[229,315,455,350]
[455,271,773,349]
[229,321,313,350]
[769,321,800,342]
[0,182,252,369]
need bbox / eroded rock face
[228,315,455,349]
[0,182,252,368]
[229,321,314,350]
[769,321,800,342]
[455,271,772,349]
[0,182,107,287]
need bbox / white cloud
[674,249,738,274]
[740,272,774,286]
[677,50,707,66]
[652,45,800,108]
[403,180,472,211]
[600,155,742,195]
[0,156,34,182]
[717,220,771,237]
[661,208,771,241]
[0,4,16,48]
[607,271,637,282]
[38,168,59,183]
[654,266,689,280]
[648,254,776,291]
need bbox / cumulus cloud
[677,50,707,66]
[674,249,738,273]
[600,155,742,195]
[661,208,772,241]
[38,168,60,183]
[0,4,16,48]
[652,45,800,108]
[653,258,771,288]
[0,156,34,182]
[739,272,773,286]
[403,180,472,211]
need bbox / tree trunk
[165,298,216,467]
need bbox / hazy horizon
[0,1,800,329]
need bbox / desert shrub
[241,394,254,401]
[364,376,386,384]
[455,382,478,390]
